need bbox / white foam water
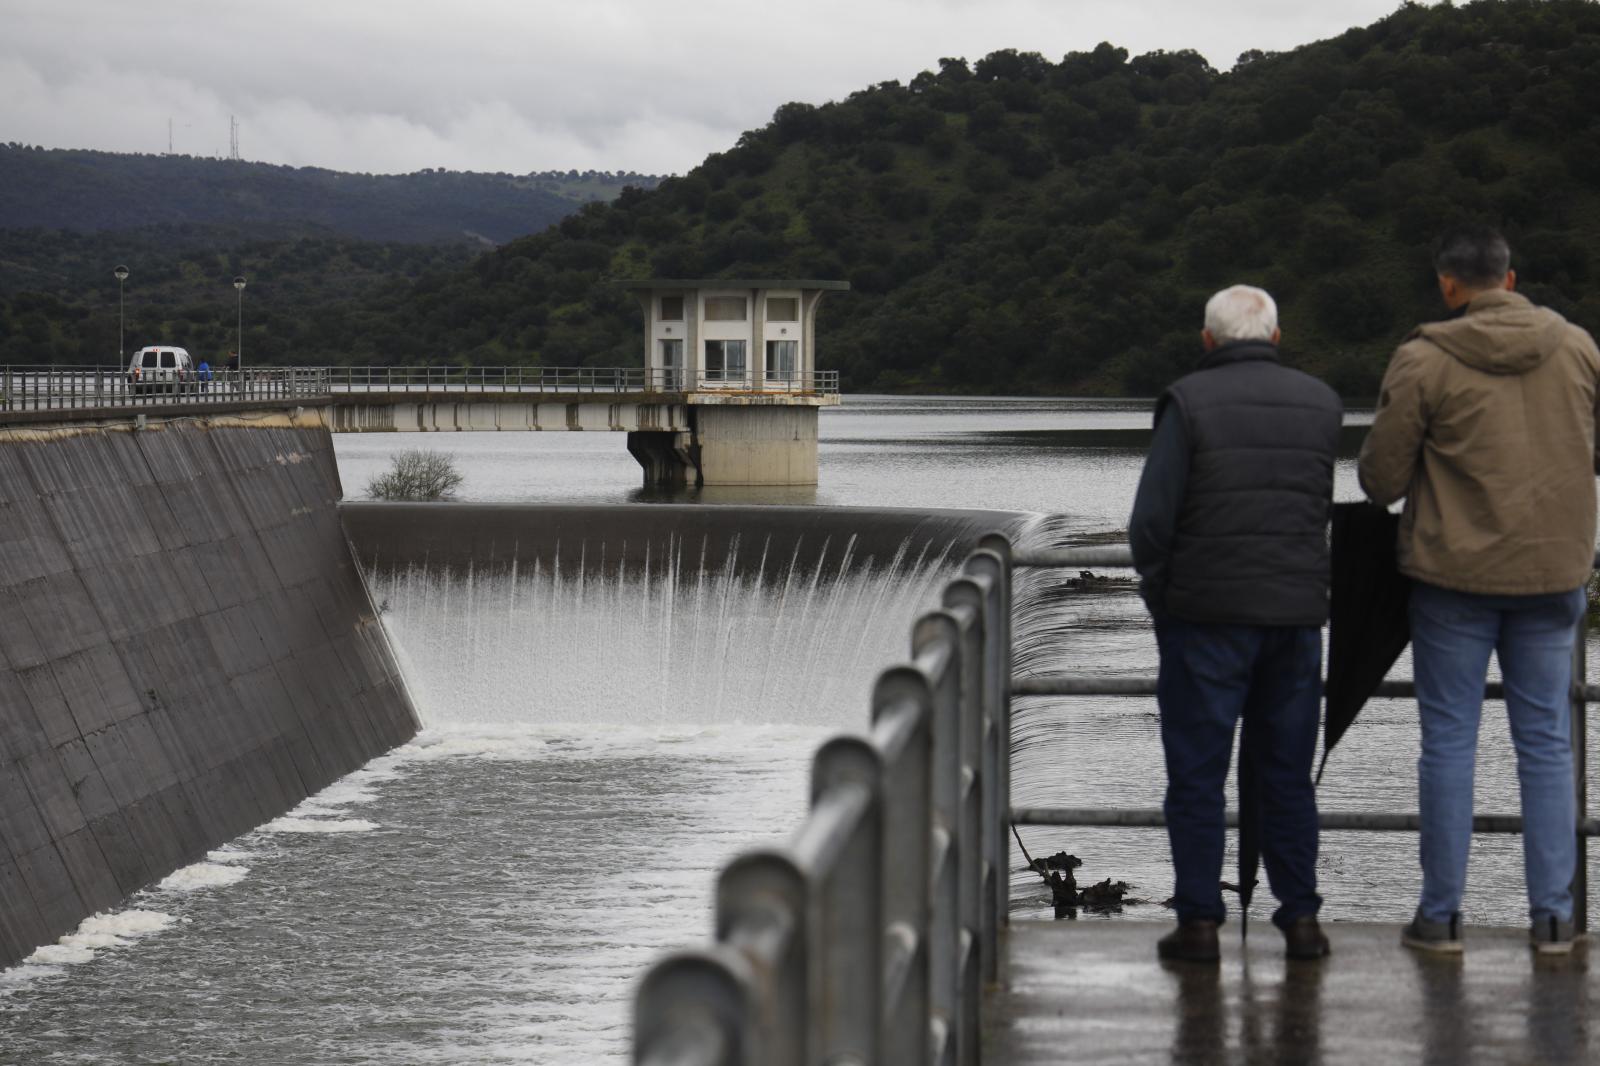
[369,531,952,732]
[259,816,381,834]
[0,910,178,995]
[155,863,251,892]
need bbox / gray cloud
[3,0,1417,175]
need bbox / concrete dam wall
[0,412,419,967]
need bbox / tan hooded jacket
[1358,289,1600,595]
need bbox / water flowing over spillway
[373,532,954,732]
[0,521,972,1065]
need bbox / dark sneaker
[1157,920,1220,963]
[1400,909,1463,954]
[1282,915,1331,960]
[1529,915,1583,956]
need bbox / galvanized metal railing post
[809,738,884,1064]
[914,609,979,1066]
[952,554,1008,983]
[717,852,808,1065]
[635,949,754,1066]
[872,670,934,1066]
[1572,610,1589,933]
[942,579,992,991]
[973,536,1014,939]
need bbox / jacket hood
[1413,290,1568,375]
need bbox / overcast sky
[4,0,1416,176]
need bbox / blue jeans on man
[1155,618,1324,927]
[1409,582,1583,926]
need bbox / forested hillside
[0,151,661,365]
[0,147,662,243]
[6,1,1600,393]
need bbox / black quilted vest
[1159,341,1342,626]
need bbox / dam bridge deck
[0,364,839,486]
[634,540,1598,1065]
[0,364,840,421]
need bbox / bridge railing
[632,534,1596,1064]
[0,365,331,414]
[0,365,842,415]
[322,365,841,396]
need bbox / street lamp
[113,265,129,362]
[233,276,246,394]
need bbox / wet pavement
[985,920,1594,1064]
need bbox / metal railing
[1008,542,1593,934]
[632,535,1596,1064]
[321,365,840,396]
[634,539,1012,1066]
[0,365,842,417]
[0,365,331,413]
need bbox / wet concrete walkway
[984,921,1594,1064]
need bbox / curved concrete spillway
[341,501,1023,580]
[0,414,418,967]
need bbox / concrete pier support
[692,405,820,486]
[626,403,825,487]
[626,430,693,487]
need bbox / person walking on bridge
[1360,224,1600,955]
[1130,284,1342,963]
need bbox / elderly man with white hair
[1128,284,1343,963]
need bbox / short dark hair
[1433,224,1511,288]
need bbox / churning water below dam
[2,396,1597,1064]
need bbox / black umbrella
[1233,501,1410,937]
[1321,501,1412,782]
[1230,725,1263,940]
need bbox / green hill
[0,147,663,244]
[0,152,663,365]
[6,0,1600,392]
[362,0,1600,395]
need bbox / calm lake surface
[1,395,1593,1064]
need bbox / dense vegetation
[6,1,1600,394]
[0,152,660,365]
[0,224,477,365]
[0,147,662,243]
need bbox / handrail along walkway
[1010,542,1592,934]
[631,535,1596,1064]
[0,365,840,416]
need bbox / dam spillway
[0,413,418,967]
[345,502,1019,731]
[0,496,1013,1062]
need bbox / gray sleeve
[1128,405,1188,612]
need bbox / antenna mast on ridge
[229,116,240,161]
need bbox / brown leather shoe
[1157,920,1220,963]
[1282,915,1331,960]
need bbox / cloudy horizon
[6,0,1418,177]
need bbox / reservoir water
[2,396,1595,1064]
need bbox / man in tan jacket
[1360,224,1600,955]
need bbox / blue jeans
[1409,582,1584,925]
[1155,618,1323,927]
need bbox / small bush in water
[366,449,464,501]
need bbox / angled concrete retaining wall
[0,411,418,967]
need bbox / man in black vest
[1129,284,1342,962]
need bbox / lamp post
[113,265,129,362]
[233,276,246,395]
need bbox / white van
[126,346,195,393]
